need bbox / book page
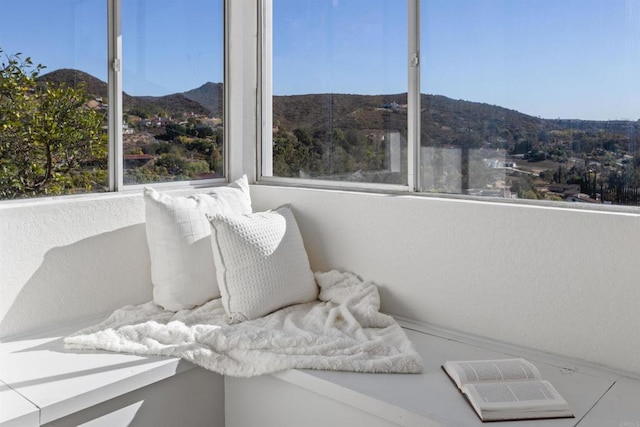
[446,358,541,385]
[462,380,573,421]
[466,380,564,405]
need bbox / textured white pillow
[144,175,252,311]
[209,205,318,323]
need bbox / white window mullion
[258,0,273,179]
[408,0,420,192]
[107,0,123,191]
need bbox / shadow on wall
[0,224,153,339]
[289,204,415,319]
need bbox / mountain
[183,82,223,118]
[38,69,110,99]
[270,91,544,144]
[134,93,211,117]
[272,93,407,132]
[36,69,639,145]
[37,69,211,118]
[272,91,639,147]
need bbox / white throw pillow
[209,205,318,323]
[144,175,252,311]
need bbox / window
[262,0,640,207]
[0,0,108,199]
[420,0,640,205]
[0,0,225,200]
[262,0,409,188]
[122,0,225,185]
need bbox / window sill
[253,180,640,216]
[0,179,228,211]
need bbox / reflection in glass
[269,0,408,185]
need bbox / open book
[442,358,574,422]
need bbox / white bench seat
[3,314,640,426]
[1,381,38,427]
[0,315,224,427]
[226,319,640,427]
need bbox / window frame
[0,0,230,204]
[257,0,640,214]
[113,0,229,193]
[257,0,417,193]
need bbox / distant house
[381,102,401,110]
[485,159,517,169]
[122,123,134,135]
[548,183,580,195]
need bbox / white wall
[0,193,152,338]
[1,184,639,375]
[251,185,640,376]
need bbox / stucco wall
[251,185,640,376]
[0,193,151,338]
[1,185,639,376]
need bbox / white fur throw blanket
[65,271,423,377]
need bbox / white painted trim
[258,176,410,192]
[226,0,258,184]
[224,0,231,181]
[408,0,420,192]
[108,0,123,192]
[258,0,273,178]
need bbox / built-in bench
[0,315,224,427]
[226,318,640,426]
[3,184,640,426]
[3,314,640,426]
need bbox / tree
[155,153,188,177]
[0,48,107,199]
[165,122,188,140]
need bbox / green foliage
[273,128,310,177]
[165,122,188,139]
[144,141,175,156]
[124,166,167,184]
[0,47,106,199]
[155,153,188,176]
[273,125,395,179]
[510,176,541,200]
[185,159,210,176]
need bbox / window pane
[0,0,108,200]
[122,0,224,184]
[420,0,640,205]
[267,0,408,185]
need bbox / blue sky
[275,0,640,120]
[0,0,224,97]
[1,0,639,120]
[420,0,640,120]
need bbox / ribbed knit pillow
[144,175,252,311]
[209,205,318,323]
